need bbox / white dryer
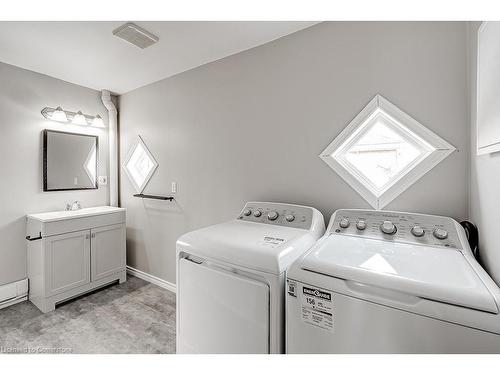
[176,202,325,354]
[286,209,500,353]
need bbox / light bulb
[72,111,88,126]
[92,114,105,128]
[51,107,68,122]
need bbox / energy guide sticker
[301,286,334,331]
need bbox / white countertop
[27,206,126,222]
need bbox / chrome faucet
[66,201,82,211]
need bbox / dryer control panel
[330,209,462,249]
[237,202,314,230]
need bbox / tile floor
[0,276,176,354]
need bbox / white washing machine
[176,202,325,354]
[286,209,500,353]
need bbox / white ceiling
[0,21,318,94]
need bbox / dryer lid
[300,235,498,313]
[177,220,318,275]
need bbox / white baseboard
[126,266,176,294]
[0,296,27,310]
[0,278,28,310]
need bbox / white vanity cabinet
[26,206,126,313]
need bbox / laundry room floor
[0,276,176,354]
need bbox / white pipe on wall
[101,90,119,207]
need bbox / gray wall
[0,61,109,286]
[119,22,469,285]
[468,22,500,286]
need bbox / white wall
[0,61,110,286]
[468,22,500,286]
[119,22,469,285]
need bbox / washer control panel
[330,209,462,249]
[238,202,314,230]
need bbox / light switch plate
[98,176,108,185]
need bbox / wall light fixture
[41,107,105,128]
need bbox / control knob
[433,228,448,240]
[243,209,251,216]
[285,214,295,222]
[411,225,425,237]
[267,211,279,221]
[356,220,367,231]
[339,218,350,229]
[253,210,262,217]
[380,220,397,235]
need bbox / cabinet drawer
[41,211,125,237]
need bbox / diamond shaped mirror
[123,136,158,193]
[320,94,455,209]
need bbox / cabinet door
[91,224,126,281]
[45,230,90,296]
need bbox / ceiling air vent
[113,22,159,49]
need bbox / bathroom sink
[27,206,125,222]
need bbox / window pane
[342,119,423,189]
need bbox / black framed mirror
[43,129,99,191]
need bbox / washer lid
[300,235,498,313]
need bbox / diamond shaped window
[123,136,158,193]
[320,95,455,209]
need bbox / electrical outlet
[98,176,108,185]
